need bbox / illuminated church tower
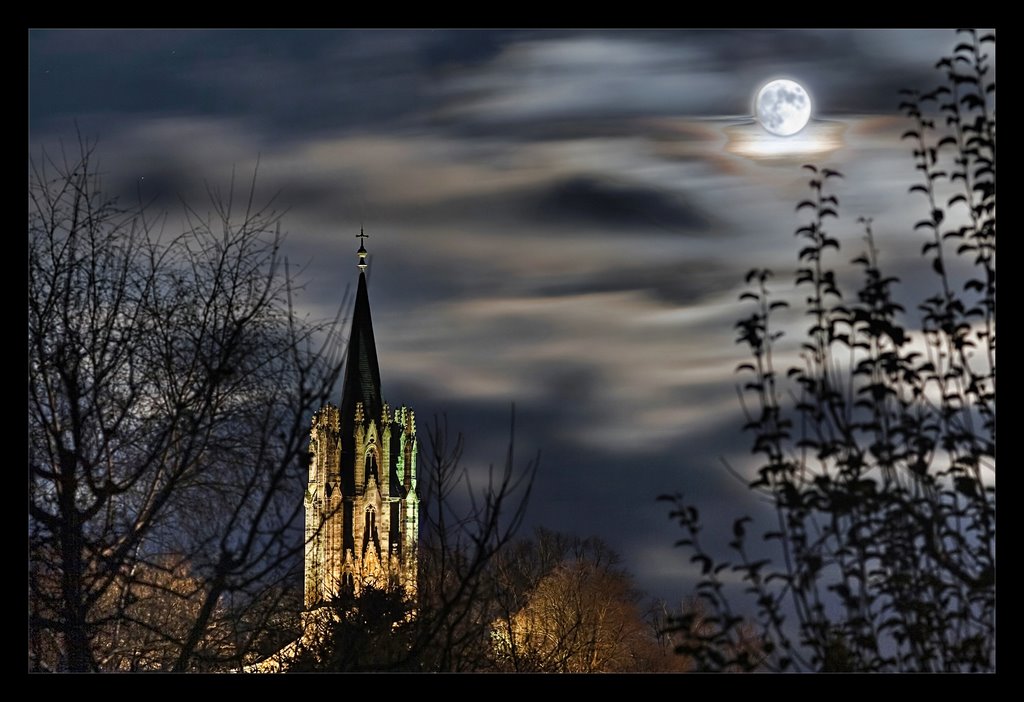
[304,233,418,607]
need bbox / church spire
[302,229,419,614]
[340,231,382,433]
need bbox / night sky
[29,29,976,606]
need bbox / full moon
[756,79,812,136]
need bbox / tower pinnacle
[356,229,369,272]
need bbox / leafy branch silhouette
[661,29,994,672]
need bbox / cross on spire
[356,228,369,271]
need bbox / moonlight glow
[756,79,812,136]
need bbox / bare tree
[410,411,539,671]
[28,137,345,671]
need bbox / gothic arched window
[363,506,380,553]
[365,450,378,483]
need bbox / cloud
[31,29,450,138]
[365,172,714,238]
[536,258,737,307]
[29,29,984,607]
[531,175,710,232]
[434,35,732,123]
[376,285,753,457]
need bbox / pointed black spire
[340,232,382,434]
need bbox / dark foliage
[286,585,418,672]
[661,29,995,672]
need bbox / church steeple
[304,231,418,610]
[340,230,382,431]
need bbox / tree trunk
[59,449,93,671]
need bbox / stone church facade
[303,238,419,607]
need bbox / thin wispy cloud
[29,28,970,605]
